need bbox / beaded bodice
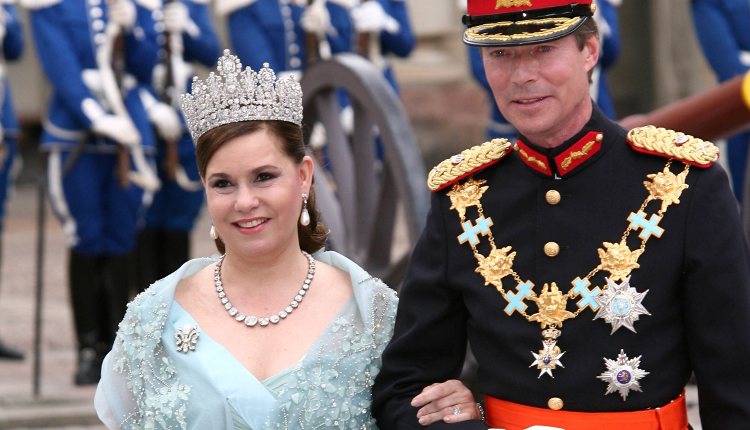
[97,252,397,429]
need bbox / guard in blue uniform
[216,0,353,76]
[350,0,414,93]
[373,0,750,428]
[134,0,220,291]
[691,0,750,202]
[592,0,620,119]
[0,0,24,361]
[25,0,161,384]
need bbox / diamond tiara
[181,49,304,141]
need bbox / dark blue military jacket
[372,106,750,429]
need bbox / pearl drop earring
[300,193,310,226]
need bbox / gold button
[545,190,561,205]
[548,397,564,410]
[544,242,560,257]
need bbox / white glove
[300,0,333,37]
[148,101,183,141]
[308,121,327,150]
[140,88,182,140]
[109,0,137,30]
[339,105,353,135]
[164,2,199,37]
[0,10,7,43]
[351,1,400,34]
[82,98,141,147]
[92,114,141,146]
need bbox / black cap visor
[464,16,588,47]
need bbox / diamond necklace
[214,251,315,327]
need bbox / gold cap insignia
[495,0,532,9]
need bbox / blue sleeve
[468,44,491,92]
[183,0,221,66]
[2,5,24,61]
[598,0,620,70]
[29,5,97,128]
[379,0,414,58]
[228,6,283,71]
[691,0,748,81]
[124,4,161,85]
[326,2,353,54]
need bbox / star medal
[597,349,649,400]
[529,327,565,378]
[593,277,650,334]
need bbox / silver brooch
[593,276,650,334]
[175,324,200,353]
[597,349,649,400]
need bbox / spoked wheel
[300,53,428,289]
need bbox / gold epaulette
[626,126,719,168]
[427,138,512,192]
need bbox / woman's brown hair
[196,120,328,254]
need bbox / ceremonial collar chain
[214,251,315,327]
[449,158,691,378]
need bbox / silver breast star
[593,277,650,334]
[597,349,649,400]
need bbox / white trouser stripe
[47,150,79,247]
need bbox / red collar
[514,131,603,177]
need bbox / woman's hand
[411,379,481,425]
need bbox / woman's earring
[300,193,310,226]
[209,224,218,240]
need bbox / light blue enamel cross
[457,216,494,246]
[504,280,533,315]
[571,277,601,311]
[627,211,664,241]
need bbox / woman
[94,50,481,428]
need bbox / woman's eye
[255,172,276,182]
[212,178,231,188]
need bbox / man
[133,0,220,292]
[25,0,161,384]
[216,0,354,76]
[350,0,415,93]
[691,0,750,203]
[372,0,750,428]
[0,0,24,361]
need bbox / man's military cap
[463,0,596,47]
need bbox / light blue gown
[94,250,397,429]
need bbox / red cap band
[467,0,592,17]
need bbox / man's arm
[372,192,487,429]
[682,163,750,427]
